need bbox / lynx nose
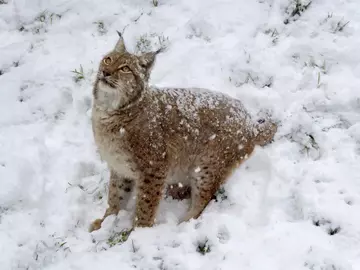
[102,70,111,77]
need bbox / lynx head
[93,31,162,111]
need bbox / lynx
[89,32,277,232]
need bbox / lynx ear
[139,47,164,69]
[114,31,126,53]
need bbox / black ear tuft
[114,31,126,53]
[139,47,165,69]
[155,46,166,54]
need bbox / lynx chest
[93,124,139,179]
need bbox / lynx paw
[89,218,103,232]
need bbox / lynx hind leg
[182,159,243,223]
[89,170,134,232]
[182,166,224,222]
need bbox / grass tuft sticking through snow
[135,33,169,54]
[94,21,107,35]
[17,10,63,34]
[312,219,341,236]
[107,230,132,247]
[71,65,85,83]
[196,239,211,255]
[333,19,350,33]
[152,0,159,7]
[284,0,312,24]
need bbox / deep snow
[1,0,360,269]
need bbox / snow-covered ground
[1,0,360,269]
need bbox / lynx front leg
[133,172,165,228]
[89,170,134,232]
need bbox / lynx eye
[119,66,131,73]
[103,57,112,65]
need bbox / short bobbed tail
[252,118,277,146]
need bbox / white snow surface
[1,0,360,269]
